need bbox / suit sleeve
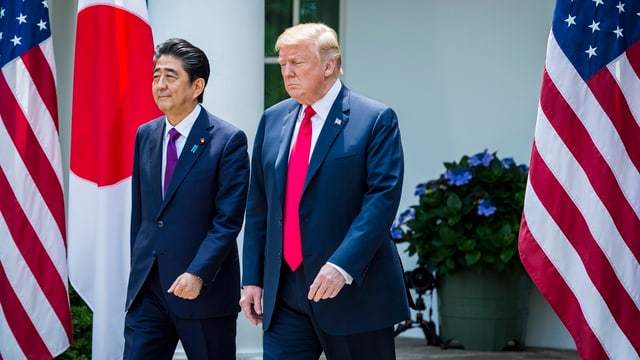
[242,114,268,287]
[130,128,143,252]
[328,107,404,285]
[186,129,250,282]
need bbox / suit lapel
[275,104,301,204]
[305,86,350,191]
[149,120,165,211]
[159,110,213,214]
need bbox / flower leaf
[464,251,481,266]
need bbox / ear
[192,78,206,100]
[323,59,336,77]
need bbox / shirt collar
[164,104,201,138]
[306,79,342,120]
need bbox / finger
[247,311,260,325]
[328,284,342,298]
[240,302,259,325]
[307,282,320,301]
[240,286,264,324]
[321,285,334,299]
[239,296,255,322]
[252,294,263,315]
[253,313,264,325]
[312,283,329,302]
[167,279,180,293]
[245,311,259,325]
[323,284,336,300]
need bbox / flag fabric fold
[68,0,160,358]
[519,1,640,359]
[0,0,72,358]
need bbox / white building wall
[341,0,574,350]
[146,1,266,354]
[49,0,575,354]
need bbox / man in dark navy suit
[124,38,249,360]
[240,23,409,359]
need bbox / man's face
[152,55,201,123]
[278,41,334,106]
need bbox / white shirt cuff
[327,262,353,285]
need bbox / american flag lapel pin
[334,118,342,126]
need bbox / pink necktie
[284,106,315,271]
[164,128,180,195]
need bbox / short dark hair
[154,38,210,103]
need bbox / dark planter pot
[438,268,531,351]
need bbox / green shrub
[392,149,528,276]
[56,286,92,359]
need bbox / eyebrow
[153,66,179,75]
[279,55,306,63]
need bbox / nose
[154,75,168,89]
[157,77,168,88]
[282,64,295,77]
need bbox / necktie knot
[300,106,315,135]
[303,106,316,120]
[169,128,181,142]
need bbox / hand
[308,264,346,302]
[167,272,203,300]
[239,285,264,325]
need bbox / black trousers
[123,263,236,360]
[263,265,396,360]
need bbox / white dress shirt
[162,105,201,196]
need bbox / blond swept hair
[275,23,343,77]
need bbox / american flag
[519,1,640,359]
[0,0,72,358]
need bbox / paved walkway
[236,336,580,359]
[387,337,580,359]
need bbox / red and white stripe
[519,31,640,360]
[67,0,160,358]
[0,37,72,358]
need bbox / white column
[148,1,265,356]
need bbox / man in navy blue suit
[240,23,410,359]
[124,38,249,360]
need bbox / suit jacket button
[157,220,164,228]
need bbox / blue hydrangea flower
[414,183,427,196]
[468,149,494,167]
[445,167,472,186]
[390,226,404,240]
[398,208,416,223]
[477,199,496,216]
[518,164,529,174]
[501,157,515,168]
